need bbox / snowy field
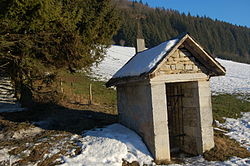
[91,45,135,81]
[211,59,250,96]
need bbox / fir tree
[0,0,120,105]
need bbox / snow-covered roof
[112,38,179,79]
[106,33,226,87]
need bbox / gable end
[154,48,209,76]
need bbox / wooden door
[166,83,185,153]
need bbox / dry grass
[0,117,82,166]
[204,130,250,161]
[122,160,140,166]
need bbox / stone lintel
[150,73,208,84]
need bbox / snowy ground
[216,112,250,152]
[60,122,250,166]
[176,156,250,166]
[210,59,250,96]
[2,121,247,166]
[61,124,153,166]
[91,45,135,81]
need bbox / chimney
[136,38,146,53]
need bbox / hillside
[112,0,250,64]
[91,45,250,98]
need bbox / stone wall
[117,81,155,157]
[156,49,208,75]
[116,78,214,161]
[150,82,171,161]
[196,80,215,153]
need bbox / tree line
[112,0,250,64]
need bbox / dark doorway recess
[166,83,185,155]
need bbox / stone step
[0,85,13,89]
[0,95,16,99]
[0,98,16,102]
[0,98,15,102]
[0,101,17,105]
[0,73,25,113]
[0,90,14,94]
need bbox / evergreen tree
[0,0,120,104]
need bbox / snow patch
[61,124,153,166]
[216,112,250,151]
[0,103,26,113]
[0,148,20,165]
[171,156,250,166]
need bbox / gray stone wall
[196,80,214,153]
[117,81,155,157]
[150,82,171,161]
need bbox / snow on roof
[112,38,179,79]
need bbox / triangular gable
[153,48,208,76]
[106,33,226,87]
[148,34,226,78]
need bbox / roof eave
[106,75,149,87]
[184,35,226,76]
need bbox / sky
[141,0,250,28]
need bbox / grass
[58,71,250,124]
[58,71,117,113]
[55,71,250,123]
[212,94,250,122]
